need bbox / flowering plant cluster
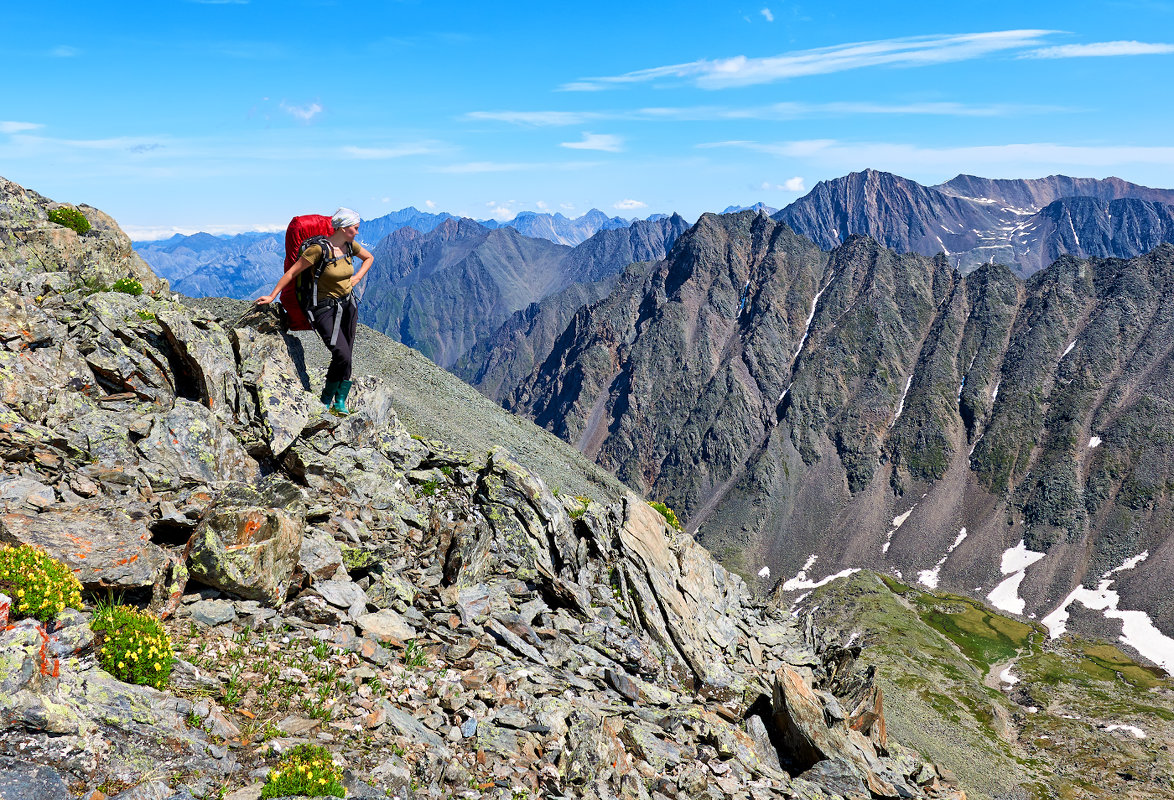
[111,276,144,296]
[261,743,345,798]
[91,603,175,690]
[0,544,84,622]
[46,206,91,234]
[649,501,683,532]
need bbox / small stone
[461,717,479,738]
[189,599,237,627]
[276,715,321,735]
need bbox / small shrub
[261,743,345,799]
[569,496,590,520]
[649,501,683,532]
[91,602,176,690]
[0,544,84,622]
[111,276,144,296]
[402,638,427,668]
[47,206,91,234]
[134,308,156,321]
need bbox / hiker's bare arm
[256,254,314,305]
[350,245,375,286]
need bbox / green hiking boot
[330,380,353,415]
[320,380,340,409]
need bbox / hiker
[255,207,374,414]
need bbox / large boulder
[0,503,166,590]
[187,481,305,605]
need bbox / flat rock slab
[316,579,369,617]
[0,758,72,800]
[189,598,237,627]
[355,608,416,642]
[136,398,259,487]
[0,504,165,589]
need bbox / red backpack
[280,215,352,330]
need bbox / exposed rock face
[0,176,166,296]
[509,210,1174,651]
[775,169,1174,276]
[0,175,975,799]
[362,214,689,370]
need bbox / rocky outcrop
[0,176,970,799]
[509,209,1174,655]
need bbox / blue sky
[4,0,1174,238]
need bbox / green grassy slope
[797,571,1174,800]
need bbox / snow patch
[999,666,1019,685]
[791,277,831,363]
[1104,724,1147,739]
[1001,540,1046,574]
[882,506,917,554]
[1088,436,1102,449]
[1042,552,1174,675]
[986,540,1047,615]
[918,528,968,589]
[757,566,771,579]
[892,375,914,426]
[782,554,860,591]
[992,382,1000,401]
[1062,341,1075,358]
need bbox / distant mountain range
[134,206,653,300]
[776,169,1174,276]
[359,214,690,369]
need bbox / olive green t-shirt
[302,242,354,300]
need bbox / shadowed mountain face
[454,214,692,399]
[363,215,691,371]
[775,169,1174,277]
[508,210,1174,653]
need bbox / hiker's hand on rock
[255,294,274,305]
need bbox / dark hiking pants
[311,294,358,382]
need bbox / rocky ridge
[0,177,968,800]
[507,209,1174,659]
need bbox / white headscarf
[331,207,360,229]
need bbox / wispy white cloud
[466,100,1064,127]
[614,199,647,210]
[341,143,439,159]
[1024,40,1174,58]
[562,30,1056,90]
[760,8,774,22]
[0,121,43,134]
[49,46,80,58]
[466,110,608,126]
[432,161,600,174]
[424,200,437,209]
[560,132,624,152]
[758,177,807,192]
[280,101,323,122]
